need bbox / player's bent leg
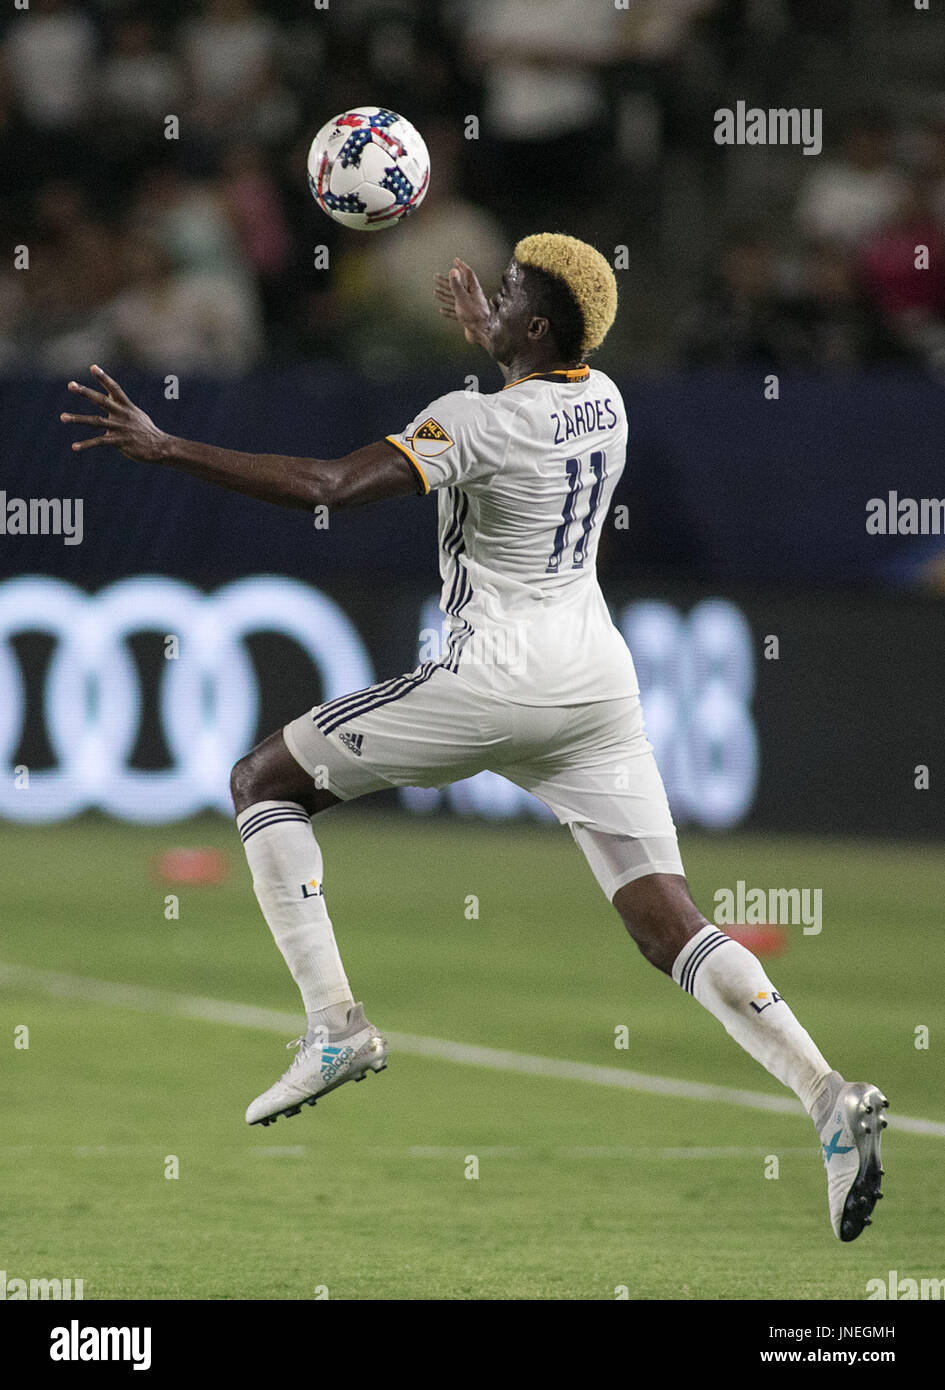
[233,665,502,1127]
[581,834,888,1242]
[508,689,888,1242]
[231,727,387,1127]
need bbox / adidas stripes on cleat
[245,1002,387,1126]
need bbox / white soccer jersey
[386,365,639,704]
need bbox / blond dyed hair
[514,233,618,354]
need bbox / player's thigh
[502,694,686,900]
[283,663,519,802]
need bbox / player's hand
[434,258,491,350]
[60,366,169,464]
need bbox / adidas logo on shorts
[338,730,363,756]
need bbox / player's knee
[230,750,265,810]
[614,875,706,976]
[621,908,680,974]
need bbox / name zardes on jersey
[551,398,619,446]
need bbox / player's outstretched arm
[434,258,491,353]
[60,365,420,510]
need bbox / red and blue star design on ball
[336,109,406,168]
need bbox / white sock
[237,801,354,1038]
[672,925,832,1114]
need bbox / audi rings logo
[0,576,374,823]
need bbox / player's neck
[500,353,583,385]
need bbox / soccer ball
[307,107,430,231]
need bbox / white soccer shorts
[283,663,685,900]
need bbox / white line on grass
[0,1143,823,1161]
[404,1145,820,1160]
[3,960,943,1137]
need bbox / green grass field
[2,812,943,1300]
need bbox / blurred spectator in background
[796,107,907,248]
[18,178,120,371]
[30,178,119,316]
[132,164,246,279]
[338,121,507,374]
[219,143,292,320]
[786,239,911,369]
[676,228,803,366]
[103,230,262,373]
[179,0,296,150]
[461,0,626,234]
[3,0,95,133]
[100,13,182,134]
[857,174,945,372]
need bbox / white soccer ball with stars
[307,106,430,231]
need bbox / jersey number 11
[546,450,607,574]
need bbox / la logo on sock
[300,878,323,899]
[750,989,782,1014]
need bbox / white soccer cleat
[246,1003,387,1126]
[813,1071,888,1241]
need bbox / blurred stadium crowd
[4,0,945,377]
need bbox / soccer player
[62,233,886,1242]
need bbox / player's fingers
[90,364,131,403]
[70,434,110,451]
[438,306,458,319]
[454,258,480,287]
[60,412,108,426]
[68,381,110,407]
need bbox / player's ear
[528,315,551,342]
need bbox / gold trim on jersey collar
[503,365,590,389]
